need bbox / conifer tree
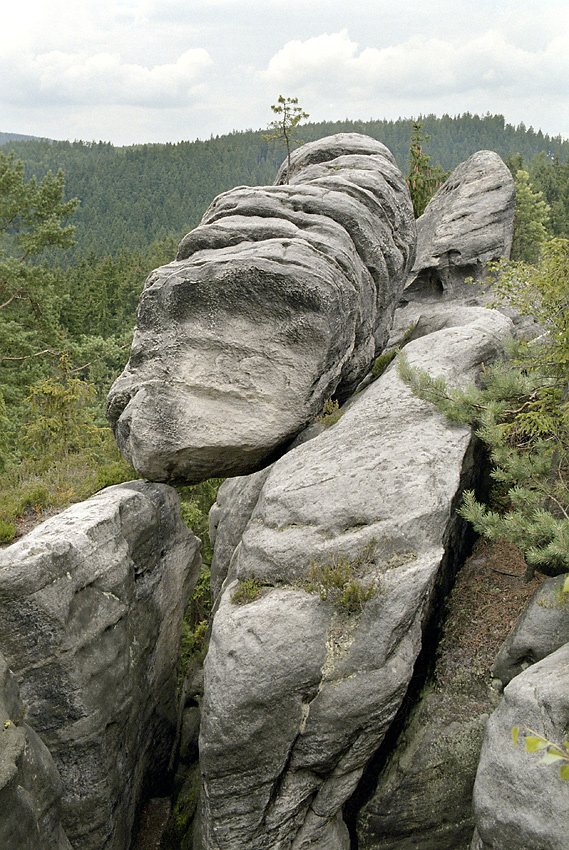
[511,169,551,262]
[0,152,79,368]
[398,239,569,584]
[264,96,309,183]
[406,122,448,218]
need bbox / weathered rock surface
[0,482,201,850]
[472,644,569,850]
[357,688,489,850]
[106,133,416,483]
[405,151,515,301]
[198,306,513,850]
[208,468,273,601]
[0,653,72,850]
[492,574,569,687]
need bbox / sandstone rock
[405,151,515,301]
[492,574,569,687]
[472,644,569,850]
[106,133,416,483]
[0,654,72,850]
[208,422,329,602]
[209,468,272,601]
[0,482,201,850]
[198,307,513,850]
[357,689,488,850]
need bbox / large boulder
[197,306,513,850]
[472,644,569,850]
[405,151,515,301]
[0,482,201,850]
[492,574,569,687]
[0,654,72,850]
[106,133,416,484]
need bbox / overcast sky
[3,0,568,146]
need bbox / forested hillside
[4,113,569,262]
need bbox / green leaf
[525,735,550,752]
[559,764,569,781]
[563,574,569,593]
[512,726,520,746]
[540,751,564,764]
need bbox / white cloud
[2,0,569,145]
[263,29,569,101]
[3,48,213,108]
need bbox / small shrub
[231,575,265,605]
[180,618,209,673]
[513,726,569,781]
[176,479,223,684]
[316,398,343,427]
[370,323,418,383]
[19,483,49,511]
[177,477,224,566]
[95,457,138,490]
[0,520,16,544]
[304,539,379,614]
[371,349,397,379]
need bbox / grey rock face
[405,151,515,301]
[0,482,201,850]
[357,689,488,850]
[208,468,272,601]
[0,654,72,850]
[106,133,416,483]
[472,644,569,850]
[492,575,569,687]
[198,307,513,850]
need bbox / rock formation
[0,653,72,850]
[1,137,535,850]
[106,133,416,484]
[197,305,513,850]
[405,150,515,301]
[472,645,569,850]
[492,574,569,687]
[0,482,201,850]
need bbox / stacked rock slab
[404,150,515,300]
[198,306,513,850]
[0,482,201,850]
[106,133,416,484]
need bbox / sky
[2,0,569,147]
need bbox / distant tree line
[3,113,568,263]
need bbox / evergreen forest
[5,112,569,261]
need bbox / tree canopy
[4,113,568,263]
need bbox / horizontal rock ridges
[106,133,415,483]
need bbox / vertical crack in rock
[199,301,515,849]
